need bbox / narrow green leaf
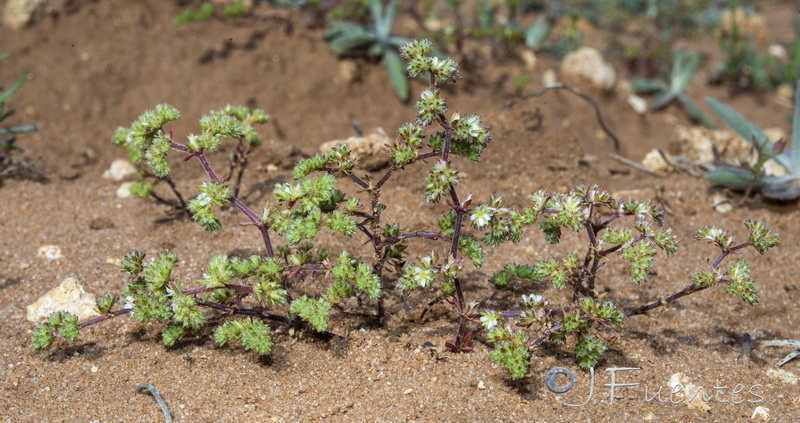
[524,15,550,49]
[380,0,399,40]
[0,73,28,104]
[630,79,667,94]
[649,90,678,111]
[0,124,36,136]
[383,49,408,102]
[671,50,700,92]
[677,94,716,129]
[789,80,800,175]
[703,167,760,190]
[705,97,785,168]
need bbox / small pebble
[102,159,137,181]
[628,95,647,115]
[116,182,134,199]
[37,245,62,260]
[751,406,770,420]
[712,193,733,213]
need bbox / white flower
[521,293,543,305]
[430,56,444,71]
[196,192,212,207]
[635,202,649,216]
[122,295,136,317]
[562,195,582,212]
[480,312,499,330]
[465,115,482,138]
[420,90,435,101]
[409,265,434,288]
[470,205,494,228]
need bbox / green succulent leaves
[113,104,181,172]
[290,296,332,332]
[400,38,460,83]
[32,311,80,353]
[188,182,231,232]
[704,81,800,199]
[31,39,779,388]
[424,160,459,202]
[744,219,780,254]
[214,318,273,355]
[329,252,381,300]
[483,185,775,374]
[490,329,531,379]
[324,0,410,100]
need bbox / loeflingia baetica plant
[118,105,269,212]
[31,39,778,380]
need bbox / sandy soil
[1,0,799,421]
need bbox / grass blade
[0,124,37,136]
[383,49,408,102]
[677,93,716,129]
[791,80,800,174]
[704,96,789,168]
[0,73,28,105]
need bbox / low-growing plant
[630,49,716,128]
[703,79,800,199]
[174,1,251,26]
[31,38,487,355]
[31,40,778,381]
[480,192,777,377]
[711,5,771,91]
[763,17,800,92]
[113,104,269,212]
[1,53,37,182]
[324,0,411,101]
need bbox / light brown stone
[26,277,98,323]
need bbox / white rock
[751,405,770,420]
[116,182,134,199]
[672,126,789,178]
[319,129,391,170]
[765,367,799,385]
[26,277,98,322]
[102,159,137,181]
[764,127,786,145]
[2,0,49,30]
[672,126,749,164]
[338,60,358,84]
[768,44,787,60]
[628,95,648,115]
[667,372,711,412]
[776,83,795,101]
[520,49,537,71]
[37,245,62,260]
[561,47,616,91]
[542,69,557,86]
[641,149,671,173]
[712,193,733,213]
